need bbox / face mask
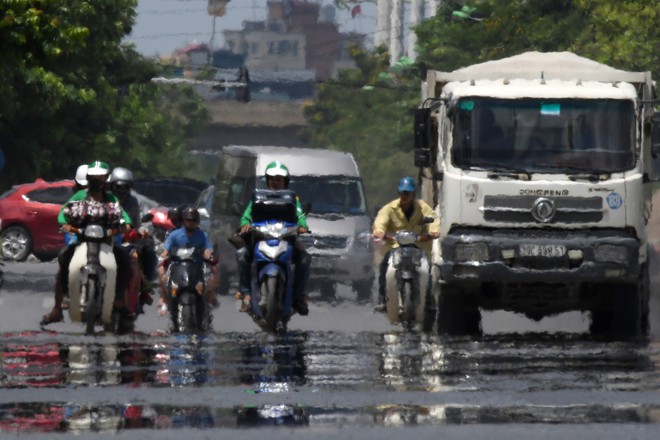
[112,184,131,199]
[88,179,105,192]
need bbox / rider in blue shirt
[159,207,218,309]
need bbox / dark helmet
[109,167,134,185]
[109,167,134,200]
[181,206,200,222]
[167,206,183,228]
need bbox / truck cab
[414,52,658,338]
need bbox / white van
[197,145,374,301]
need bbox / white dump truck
[413,51,660,337]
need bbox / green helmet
[86,160,110,176]
[264,161,289,178]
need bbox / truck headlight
[594,244,628,263]
[455,243,489,262]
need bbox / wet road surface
[0,260,659,439]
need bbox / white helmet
[75,164,88,186]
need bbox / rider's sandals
[40,309,64,326]
[157,298,168,316]
[206,293,220,308]
[239,294,251,312]
[140,290,154,306]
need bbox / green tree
[302,0,658,212]
[415,0,658,77]
[0,0,209,190]
[571,0,659,77]
[415,0,588,71]
[302,46,420,211]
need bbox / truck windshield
[452,98,635,173]
[257,176,368,215]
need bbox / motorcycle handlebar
[60,225,121,237]
[376,232,434,243]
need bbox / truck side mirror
[414,108,433,167]
[652,113,660,156]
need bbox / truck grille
[482,195,602,223]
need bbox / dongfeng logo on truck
[531,197,556,223]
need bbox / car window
[25,186,74,204]
[0,187,18,200]
[133,178,209,207]
[195,186,215,213]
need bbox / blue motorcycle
[247,190,301,333]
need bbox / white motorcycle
[67,224,120,335]
[382,218,436,331]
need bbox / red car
[0,179,76,261]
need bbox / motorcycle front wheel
[262,276,283,333]
[174,292,199,335]
[402,281,417,329]
[84,279,99,335]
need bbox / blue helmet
[398,177,416,193]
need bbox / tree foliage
[0,0,209,191]
[302,46,420,211]
[303,0,659,211]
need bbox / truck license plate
[519,244,566,257]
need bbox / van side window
[243,177,256,205]
[228,177,246,213]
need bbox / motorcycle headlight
[454,243,489,262]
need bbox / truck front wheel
[590,264,649,340]
[436,282,481,336]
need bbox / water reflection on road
[1,329,659,434]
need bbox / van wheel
[353,277,374,303]
[437,283,481,336]
[217,264,231,296]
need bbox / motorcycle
[121,213,158,315]
[245,189,303,333]
[381,217,436,331]
[66,224,124,335]
[164,246,213,334]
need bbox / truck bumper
[440,228,640,284]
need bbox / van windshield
[258,176,367,215]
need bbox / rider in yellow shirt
[372,177,439,312]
